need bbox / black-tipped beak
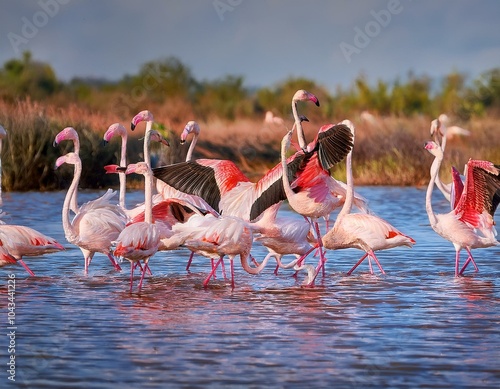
[131,122,136,131]
[315,100,320,107]
[180,140,186,145]
[52,140,58,147]
[116,166,127,173]
[102,140,108,146]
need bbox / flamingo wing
[314,123,354,170]
[454,160,500,228]
[450,166,464,210]
[153,159,249,213]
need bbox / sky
[1,0,500,92]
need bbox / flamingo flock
[0,89,499,292]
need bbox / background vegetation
[0,51,499,191]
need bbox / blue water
[0,187,499,388]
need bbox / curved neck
[292,101,307,149]
[144,120,153,167]
[144,168,153,224]
[337,149,354,221]
[119,133,128,209]
[185,133,198,162]
[280,133,298,204]
[62,159,82,238]
[240,252,272,275]
[426,153,442,226]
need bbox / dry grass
[0,99,499,192]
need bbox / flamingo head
[131,110,153,131]
[0,125,6,138]
[54,127,79,147]
[149,130,170,147]
[292,89,320,107]
[103,123,127,143]
[55,152,80,169]
[424,140,443,158]
[125,162,150,175]
[180,121,200,144]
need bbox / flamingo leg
[17,259,35,277]
[203,257,223,287]
[230,257,235,289]
[346,253,368,276]
[369,252,385,275]
[312,221,327,277]
[129,261,135,293]
[84,256,90,275]
[367,256,374,274]
[137,261,149,293]
[185,251,195,271]
[454,250,461,277]
[107,253,122,271]
[220,259,227,280]
[459,250,479,275]
[210,258,216,279]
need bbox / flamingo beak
[131,122,136,131]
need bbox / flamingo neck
[144,120,153,166]
[119,133,128,210]
[426,153,442,226]
[144,168,153,224]
[185,133,198,162]
[292,101,307,149]
[62,158,82,239]
[337,149,354,221]
[280,134,298,206]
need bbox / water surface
[0,187,498,388]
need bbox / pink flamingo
[152,114,353,222]
[0,124,7,205]
[55,151,127,274]
[0,217,63,275]
[279,119,355,283]
[424,140,500,276]
[180,120,200,162]
[320,120,415,277]
[113,162,160,293]
[171,212,253,288]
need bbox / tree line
[1,51,499,122]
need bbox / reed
[0,99,498,192]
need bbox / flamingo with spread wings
[152,106,353,221]
[424,140,500,276]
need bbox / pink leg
[369,252,385,275]
[129,261,135,293]
[17,259,35,277]
[203,257,223,287]
[210,258,216,279]
[84,256,90,275]
[107,253,122,271]
[454,250,461,277]
[293,245,318,278]
[230,258,235,289]
[459,250,479,275]
[347,253,368,276]
[137,262,149,293]
[367,256,374,274]
[312,221,327,278]
[185,251,195,271]
[220,259,227,280]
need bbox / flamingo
[247,202,318,283]
[0,124,6,205]
[320,120,415,277]
[430,114,471,203]
[55,151,126,274]
[170,212,254,288]
[113,162,160,293]
[152,115,353,221]
[180,120,200,162]
[280,118,358,282]
[53,126,82,214]
[424,140,500,276]
[0,215,63,276]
